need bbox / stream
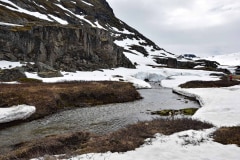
[0,83,200,153]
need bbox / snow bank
[0,105,36,123]
[60,128,240,160]
[173,86,240,127]
[161,75,219,88]
[110,75,151,89]
[206,52,240,66]
[0,22,23,26]
[0,60,24,69]
[25,65,219,89]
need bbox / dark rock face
[236,67,240,75]
[0,0,138,72]
[0,0,175,72]
[155,57,219,70]
[0,25,134,71]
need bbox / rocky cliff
[0,0,141,71]
[0,0,172,72]
[0,25,134,71]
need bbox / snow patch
[0,0,52,22]
[48,14,68,25]
[0,22,23,26]
[173,86,240,127]
[81,0,94,6]
[0,60,24,69]
[56,128,240,160]
[205,52,240,66]
[0,105,36,123]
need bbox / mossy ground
[151,108,198,116]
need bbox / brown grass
[1,118,213,160]
[1,132,91,160]
[213,127,240,146]
[78,118,213,154]
[179,80,240,88]
[0,81,141,128]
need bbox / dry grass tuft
[77,118,214,154]
[179,80,240,88]
[213,127,240,146]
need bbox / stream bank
[0,82,200,155]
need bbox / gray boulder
[0,68,26,82]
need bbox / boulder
[0,68,26,82]
[38,71,63,78]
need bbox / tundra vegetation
[1,79,240,159]
[0,81,141,129]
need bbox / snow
[161,75,219,88]
[48,14,68,25]
[94,21,106,30]
[1,12,240,157]
[114,37,175,68]
[0,60,24,69]
[25,51,240,160]
[33,128,240,160]
[25,64,238,159]
[205,52,240,66]
[0,105,36,123]
[81,0,94,6]
[24,66,221,90]
[173,86,240,127]
[0,22,23,26]
[0,0,53,22]
[55,80,240,160]
[54,3,96,27]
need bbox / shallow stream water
[0,83,199,153]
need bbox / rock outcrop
[0,0,139,71]
[0,68,26,81]
[0,25,134,71]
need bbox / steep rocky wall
[0,25,134,71]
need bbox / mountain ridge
[0,0,173,73]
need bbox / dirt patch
[1,118,213,160]
[179,80,240,88]
[0,81,141,129]
[213,127,240,147]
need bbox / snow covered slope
[206,52,240,66]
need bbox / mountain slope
[206,52,240,66]
[0,0,174,71]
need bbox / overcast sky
[106,0,240,56]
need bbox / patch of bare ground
[213,127,240,147]
[1,118,213,160]
[179,80,240,88]
[0,81,141,129]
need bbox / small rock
[38,71,63,78]
[43,155,57,160]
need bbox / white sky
[106,0,240,56]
